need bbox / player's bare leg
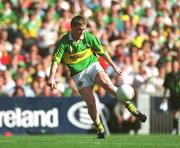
[79,86,105,139]
[95,71,118,96]
[95,71,147,122]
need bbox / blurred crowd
[0,0,179,99]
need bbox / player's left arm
[88,32,121,76]
[101,52,122,76]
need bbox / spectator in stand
[129,48,140,73]
[13,74,35,97]
[0,29,13,52]
[150,66,166,94]
[37,19,58,50]
[1,69,15,96]
[0,71,6,96]
[0,1,16,28]
[132,23,148,49]
[133,64,149,91]
[140,1,156,29]
[0,29,12,67]
[13,86,25,97]
[26,44,41,66]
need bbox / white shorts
[72,62,104,90]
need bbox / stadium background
[0,0,179,137]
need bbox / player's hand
[47,79,57,90]
[113,65,122,77]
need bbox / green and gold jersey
[53,31,106,75]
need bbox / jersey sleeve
[86,32,106,55]
[52,41,65,64]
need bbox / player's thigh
[95,71,117,91]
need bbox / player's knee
[102,80,111,90]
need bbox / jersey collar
[68,32,84,41]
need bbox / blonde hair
[71,15,87,27]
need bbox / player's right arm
[47,40,65,90]
[47,62,58,90]
[86,32,122,76]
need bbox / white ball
[116,84,135,102]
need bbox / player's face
[71,24,86,40]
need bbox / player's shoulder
[56,33,70,46]
[84,31,96,41]
[84,31,95,37]
[59,33,69,42]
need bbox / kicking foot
[135,111,147,122]
[126,102,147,122]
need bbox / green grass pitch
[0,134,180,148]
